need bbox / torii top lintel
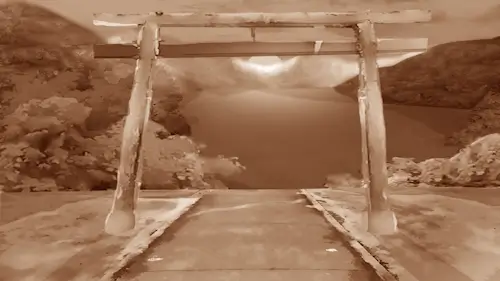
[93,9,432,28]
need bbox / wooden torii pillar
[93,10,431,235]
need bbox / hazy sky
[23,0,498,19]
[21,0,499,16]
[14,0,500,46]
[18,0,500,45]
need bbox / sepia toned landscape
[1,0,500,280]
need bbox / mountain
[0,1,100,85]
[0,1,203,191]
[335,36,500,109]
[0,1,99,82]
[334,36,500,146]
[0,1,100,46]
[0,1,106,127]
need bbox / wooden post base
[362,209,398,235]
[105,206,136,236]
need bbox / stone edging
[99,191,206,281]
[300,189,419,281]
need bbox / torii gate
[92,10,431,236]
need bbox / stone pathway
[116,190,380,281]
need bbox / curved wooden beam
[93,10,432,27]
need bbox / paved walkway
[116,190,380,281]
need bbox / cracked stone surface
[117,190,380,281]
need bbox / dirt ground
[0,191,104,225]
[0,190,198,225]
[0,192,198,281]
[307,187,500,281]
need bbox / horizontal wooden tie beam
[93,10,432,28]
[93,38,428,58]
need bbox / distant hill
[0,1,100,46]
[334,36,500,145]
[335,36,500,109]
[0,1,193,134]
[0,1,100,77]
[0,1,101,76]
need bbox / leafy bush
[387,133,500,187]
[101,119,246,189]
[0,97,245,192]
[323,134,500,189]
[0,97,106,192]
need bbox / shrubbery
[324,134,500,189]
[387,134,500,187]
[0,2,248,192]
[0,97,103,191]
[0,97,245,192]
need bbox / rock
[390,134,500,187]
[447,134,500,186]
[417,158,450,185]
[324,173,362,188]
[388,157,421,176]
